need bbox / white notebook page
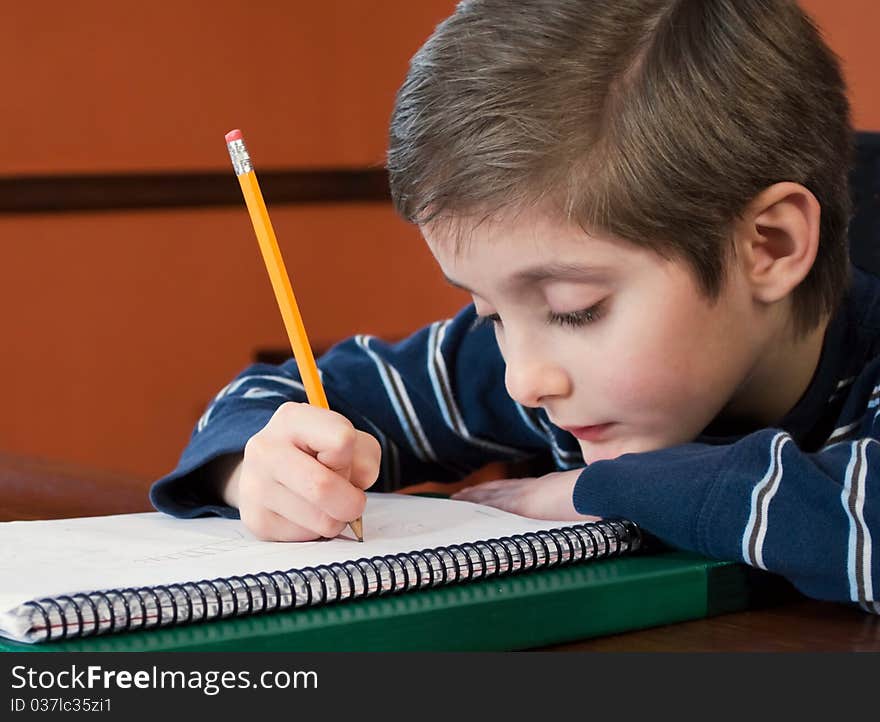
[0,492,588,615]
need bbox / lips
[561,423,615,442]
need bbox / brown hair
[387,0,853,334]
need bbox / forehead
[421,206,573,251]
[421,207,638,280]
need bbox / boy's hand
[450,468,600,521]
[222,402,381,541]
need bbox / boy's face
[423,207,767,464]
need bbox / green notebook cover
[0,551,784,652]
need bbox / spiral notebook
[0,493,640,645]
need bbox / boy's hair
[387,0,853,334]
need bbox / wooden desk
[546,598,880,651]
[2,453,879,651]
[0,452,153,521]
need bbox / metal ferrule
[226,138,253,176]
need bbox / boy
[151,0,879,613]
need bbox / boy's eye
[471,303,603,331]
[547,303,603,328]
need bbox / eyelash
[472,303,603,330]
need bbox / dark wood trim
[0,168,391,213]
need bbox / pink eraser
[225,129,243,143]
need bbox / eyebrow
[443,262,612,294]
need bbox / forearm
[574,429,880,611]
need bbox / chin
[579,437,668,465]
[581,450,624,464]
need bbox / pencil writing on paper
[224,128,364,542]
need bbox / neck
[718,313,830,432]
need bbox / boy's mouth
[561,423,616,442]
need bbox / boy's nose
[503,352,571,409]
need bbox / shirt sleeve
[573,406,880,613]
[150,304,553,518]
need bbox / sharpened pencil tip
[349,518,364,543]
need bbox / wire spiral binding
[21,519,640,643]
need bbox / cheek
[595,309,692,404]
[595,299,742,413]
[597,353,687,410]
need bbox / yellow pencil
[224,128,363,542]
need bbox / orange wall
[0,205,466,479]
[1,0,466,482]
[1,1,877,482]
[3,1,458,173]
[801,0,880,131]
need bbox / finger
[248,424,366,522]
[450,486,492,503]
[451,478,513,501]
[268,402,358,474]
[263,482,348,540]
[270,446,366,522]
[349,431,382,490]
[241,506,327,542]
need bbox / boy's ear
[734,182,821,304]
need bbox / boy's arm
[574,392,880,612]
[150,304,552,518]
